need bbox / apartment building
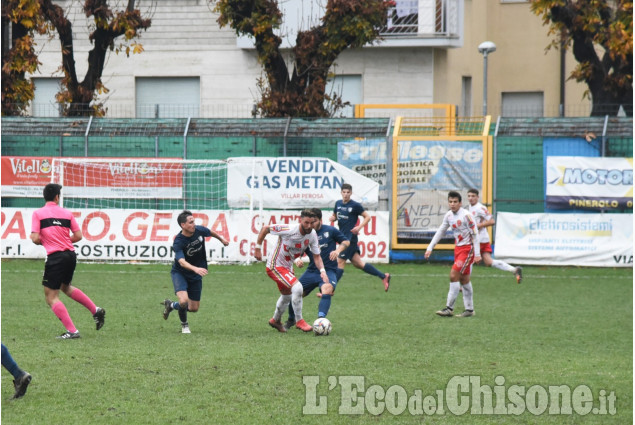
[27,0,590,118]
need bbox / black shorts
[42,251,77,289]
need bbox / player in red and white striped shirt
[425,191,481,317]
[467,188,523,283]
[254,209,329,333]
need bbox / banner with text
[338,138,483,241]
[1,156,184,199]
[1,156,56,197]
[494,212,632,267]
[1,208,389,263]
[227,157,379,209]
[546,156,633,211]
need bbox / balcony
[237,0,463,49]
[378,0,463,47]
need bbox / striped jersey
[31,201,79,255]
[427,207,480,254]
[266,224,320,270]
[467,202,492,243]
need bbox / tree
[2,0,151,116]
[213,0,391,117]
[530,0,633,116]
[1,0,48,115]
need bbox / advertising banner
[1,156,55,197]
[338,138,483,239]
[227,157,379,209]
[1,208,389,263]
[1,156,184,199]
[494,212,632,267]
[546,156,633,211]
[59,159,183,199]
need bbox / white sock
[291,283,304,322]
[462,282,474,311]
[274,294,291,321]
[491,260,516,273]
[446,282,461,310]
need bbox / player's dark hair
[300,209,316,218]
[310,208,322,220]
[468,188,479,196]
[43,183,62,201]
[177,210,193,225]
[448,191,462,202]
[341,183,352,191]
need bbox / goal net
[51,158,228,210]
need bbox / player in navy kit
[330,183,391,291]
[162,210,229,333]
[284,208,350,329]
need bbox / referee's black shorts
[42,250,77,289]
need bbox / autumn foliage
[2,0,151,116]
[214,0,391,117]
[531,0,633,116]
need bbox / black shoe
[515,267,523,284]
[57,331,81,339]
[436,307,454,317]
[162,299,174,320]
[93,307,106,330]
[283,319,296,331]
[11,372,32,400]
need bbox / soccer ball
[312,318,332,336]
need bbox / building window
[461,76,472,117]
[326,75,362,118]
[135,77,200,118]
[502,91,544,117]
[32,78,63,117]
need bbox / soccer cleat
[295,319,313,332]
[11,372,32,400]
[515,267,523,284]
[93,307,106,330]
[382,273,391,292]
[162,299,174,320]
[456,310,475,317]
[57,331,81,339]
[283,319,296,331]
[268,318,287,333]
[436,307,454,317]
[181,322,191,334]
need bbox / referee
[30,184,105,339]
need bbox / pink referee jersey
[31,202,80,255]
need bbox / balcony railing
[379,0,461,40]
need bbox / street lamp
[478,41,496,116]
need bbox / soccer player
[30,183,106,339]
[162,210,229,334]
[425,191,482,317]
[284,208,350,330]
[329,183,391,291]
[1,343,31,400]
[466,188,523,283]
[254,209,329,333]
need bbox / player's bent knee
[321,283,334,295]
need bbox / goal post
[51,158,229,211]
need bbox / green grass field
[1,260,632,424]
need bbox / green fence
[2,116,632,213]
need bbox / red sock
[51,301,77,333]
[70,289,97,315]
